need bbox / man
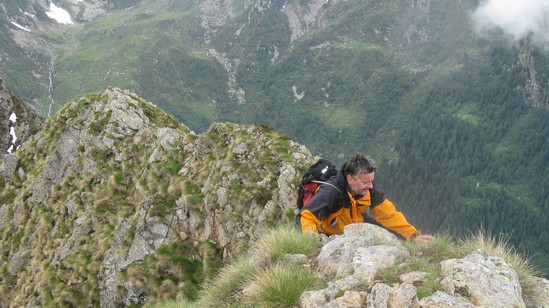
[296,153,433,242]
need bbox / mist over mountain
[1,0,548,277]
[472,0,549,49]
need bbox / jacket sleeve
[297,210,322,234]
[296,181,341,234]
[369,182,419,240]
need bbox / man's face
[346,172,375,196]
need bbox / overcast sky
[473,0,549,48]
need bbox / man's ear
[345,174,352,183]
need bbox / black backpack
[296,158,339,209]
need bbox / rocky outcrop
[0,87,316,307]
[519,38,549,110]
[299,223,549,308]
[282,0,331,42]
[0,78,44,154]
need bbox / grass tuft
[250,223,320,264]
[196,258,256,307]
[194,224,322,307]
[242,262,323,308]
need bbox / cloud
[473,0,549,47]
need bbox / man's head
[344,153,376,196]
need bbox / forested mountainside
[1,0,548,274]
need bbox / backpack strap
[312,180,343,196]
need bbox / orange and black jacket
[296,168,420,240]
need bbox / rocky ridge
[0,87,315,306]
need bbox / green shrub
[0,186,15,205]
[150,194,177,217]
[184,182,204,204]
[89,110,112,136]
[132,241,223,304]
[168,159,182,175]
[113,171,125,185]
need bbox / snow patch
[10,22,31,32]
[9,127,17,144]
[292,85,305,101]
[7,113,17,154]
[45,3,73,25]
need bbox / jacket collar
[336,163,353,205]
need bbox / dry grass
[191,224,322,307]
[457,229,540,293]
[241,262,323,308]
[249,223,320,264]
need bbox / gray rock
[285,253,309,265]
[440,250,525,307]
[367,283,392,307]
[232,142,248,155]
[3,154,20,182]
[217,187,228,206]
[0,204,8,229]
[399,271,427,286]
[99,219,135,306]
[276,162,299,213]
[300,289,328,307]
[367,283,419,308]
[325,290,368,307]
[419,291,474,308]
[352,245,410,286]
[317,223,406,278]
[30,128,89,204]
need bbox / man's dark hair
[344,153,376,176]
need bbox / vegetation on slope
[156,225,540,308]
[2,0,548,275]
[0,89,314,306]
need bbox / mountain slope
[1,0,548,274]
[0,87,314,306]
